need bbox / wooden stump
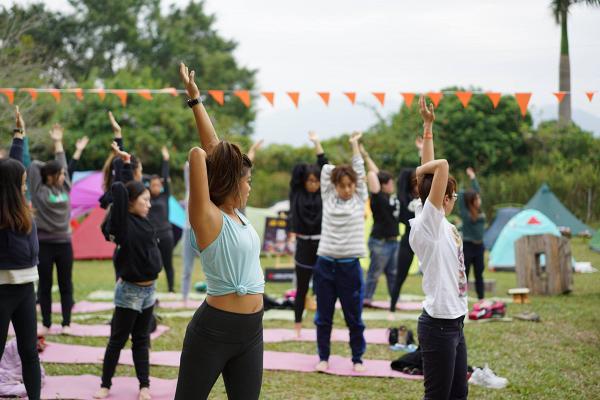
[515,234,573,295]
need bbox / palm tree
[551,0,600,127]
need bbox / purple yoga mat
[263,328,390,345]
[40,342,421,380]
[9,323,169,339]
[335,300,422,311]
[45,301,115,314]
[41,375,176,400]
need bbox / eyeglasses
[452,193,458,200]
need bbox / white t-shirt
[409,199,468,319]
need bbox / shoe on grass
[93,387,110,399]
[315,360,329,372]
[468,365,507,389]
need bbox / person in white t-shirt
[409,96,468,400]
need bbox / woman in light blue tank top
[175,63,265,400]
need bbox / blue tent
[168,196,186,229]
[483,207,521,250]
[489,209,561,270]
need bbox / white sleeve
[320,163,335,200]
[414,199,445,242]
[352,155,368,202]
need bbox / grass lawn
[40,237,600,399]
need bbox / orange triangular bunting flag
[527,216,541,225]
[22,88,38,101]
[343,92,356,105]
[401,93,415,107]
[110,90,128,106]
[0,88,15,104]
[261,92,275,106]
[317,92,330,106]
[455,91,472,108]
[515,93,532,116]
[234,90,251,107]
[48,89,61,103]
[138,90,153,100]
[586,92,595,102]
[553,92,566,103]
[68,88,84,100]
[372,92,385,106]
[160,87,178,96]
[94,89,106,101]
[208,90,224,105]
[485,92,501,109]
[287,92,300,108]
[427,92,443,107]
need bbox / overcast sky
[14,0,600,145]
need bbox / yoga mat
[8,323,169,339]
[47,301,114,314]
[88,290,206,302]
[41,375,177,400]
[264,328,390,344]
[363,300,422,311]
[362,311,420,321]
[40,342,421,380]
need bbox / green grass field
[40,237,600,399]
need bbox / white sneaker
[315,360,329,372]
[93,387,110,399]
[353,363,367,372]
[469,365,508,389]
[138,387,151,400]
[60,325,72,335]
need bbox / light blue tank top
[190,210,265,296]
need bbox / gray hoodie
[28,152,72,242]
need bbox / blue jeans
[364,237,398,301]
[313,256,366,364]
[181,227,200,300]
[114,280,155,312]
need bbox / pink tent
[70,171,103,219]
[72,206,115,260]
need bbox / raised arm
[49,123,72,190]
[309,131,329,167]
[466,167,480,193]
[9,106,25,163]
[349,132,368,201]
[187,147,223,250]
[111,142,134,184]
[68,136,89,180]
[161,146,171,196]
[359,143,381,194]
[416,159,449,210]
[247,139,263,163]
[180,63,220,155]
[109,146,134,243]
[419,95,435,165]
[108,111,124,150]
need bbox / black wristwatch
[187,97,201,108]
[13,128,24,134]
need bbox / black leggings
[0,283,41,400]
[463,241,485,300]
[158,232,175,292]
[390,238,414,312]
[38,241,74,328]
[101,306,154,389]
[175,302,263,400]
[294,265,313,323]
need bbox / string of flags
[0,88,597,116]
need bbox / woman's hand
[466,167,476,180]
[308,131,319,143]
[161,145,170,161]
[419,95,435,126]
[76,136,90,151]
[111,141,131,163]
[349,131,362,144]
[49,123,64,142]
[15,106,25,134]
[108,111,121,137]
[179,62,201,99]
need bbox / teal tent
[168,196,186,229]
[591,230,600,253]
[525,183,593,236]
[489,209,561,270]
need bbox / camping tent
[72,206,116,260]
[489,209,561,270]
[483,207,521,250]
[525,183,594,236]
[591,230,600,253]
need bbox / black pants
[38,241,74,328]
[294,265,313,323]
[463,241,485,300]
[0,283,41,400]
[101,306,154,389]
[390,237,414,312]
[175,302,263,400]
[158,231,175,292]
[418,311,468,400]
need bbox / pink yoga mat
[335,300,422,311]
[40,342,420,380]
[263,328,390,345]
[9,323,168,339]
[41,375,176,400]
[46,301,115,314]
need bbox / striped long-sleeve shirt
[317,155,368,259]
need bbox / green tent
[525,183,594,236]
[591,230,600,253]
